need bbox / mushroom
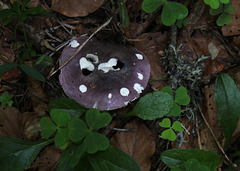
[59,36,150,110]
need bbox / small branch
[47,17,112,79]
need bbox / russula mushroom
[59,36,150,110]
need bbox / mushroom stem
[48,17,112,79]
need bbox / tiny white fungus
[86,54,99,63]
[69,40,79,48]
[120,88,130,96]
[79,57,95,71]
[108,93,112,99]
[79,85,87,93]
[135,54,143,60]
[93,102,98,108]
[98,58,119,73]
[124,101,129,105]
[133,83,144,94]
[137,73,143,80]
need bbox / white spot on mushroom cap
[79,85,87,93]
[124,101,129,105]
[86,54,99,63]
[69,40,79,48]
[93,102,98,108]
[120,88,130,96]
[135,54,143,60]
[137,73,143,80]
[98,58,119,73]
[108,93,112,99]
[79,57,95,71]
[134,83,144,94]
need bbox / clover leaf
[175,86,190,106]
[159,118,171,128]
[68,118,89,143]
[0,91,13,107]
[40,117,57,139]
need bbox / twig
[47,17,112,79]
[198,102,236,168]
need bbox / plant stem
[21,21,29,48]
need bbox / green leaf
[216,13,232,26]
[2,15,15,25]
[210,4,223,15]
[214,73,240,146]
[204,0,220,9]
[84,132,110,154]
[40,117,57,138]
[69,144,86,168]
[0,137,53,171]
[57,145,74,171]
[172,121,184,132]
[35,54,53,66]
[161,128,176,141]
[166,102,181,117]
[48,97,87,118]
[175,86,190,105]
[161,1,188,26]
[224,2,234,14]
[50,109,71,127]
[220,0,229,4]
[118,0,130,28]
[0,63,18,75]
[126,91,173,120]
[19,64,46,82]
[176,18,188,28]
[0,9,16,21]
[54,128,69,149]
[21,0,31,11]
[68,118,89,142]
[160,149,222,170]
[85,109,112,130]
[185,159,210,171]
[76,146,140,171]
[0,91,13,107]
[161,87,173,97]
[24,6,43,15]
[159,118,171,128]
[142,0,164,13]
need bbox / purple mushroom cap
[59,36,150,110]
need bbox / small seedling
[159,118,184,141]
[0,91,13,107]
[161,86,190,117]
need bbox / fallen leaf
[110,119,155,171]
[0,106,24,138]
[51,0,104,17]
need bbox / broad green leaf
[142,0,164,13]
[69,144,86,168]
[185,159,210,171]
[84,132,110,154]
[40,117,57,138]
[159,118,171,128]
[224,2,234,14]
[48,97,87,118]
[217,13,232,26]
[172,121,184,132]
[175,86,190,105]
[57,145,74,171]
[0,91,13,107]
[19,64,46,82]
[204,0,220,9]
[0,9,16,21]
[54,128,69,149]
[0,63,18,75]
[75,154,95,171]
[160,149,222,170]
[161,87,173,97]
[166,102,181,117]
[220,0,229,4]
[76,146,140,171]
[214,73,240,146]
[161,129,176,141]
[0,137,53,171]
[25,6,43,15]
[210,4,223,15]
[118,0,130,28]
[85,109,112,130]
[50,109,71,127]
[126,91,173,120]
[161,1,188,26]
[68,118,88,142]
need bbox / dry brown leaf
[0,106,24,138]
[221,0,240,36]
[135,32,169,89]
[31,145,62,171]
[51,0,104,17]
[110,119,155,171]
